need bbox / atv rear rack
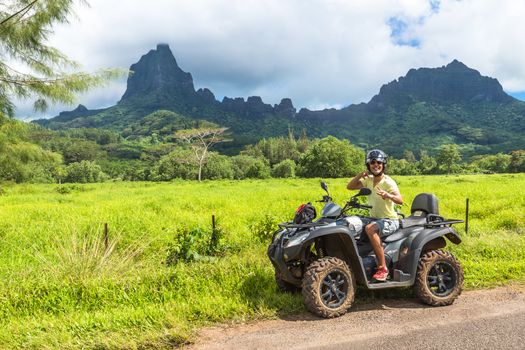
[425,219,464,228]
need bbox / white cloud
[15,0,525,119]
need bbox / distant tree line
[388,145,525,175]
[0,114,523,184]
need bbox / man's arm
[347,171,368,190]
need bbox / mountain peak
[446,59,468,69]
[73,104,88,112]
[370,60,513,106]
[120,43,195,102]
[156,43,171,51]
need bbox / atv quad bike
[268,182,464,318]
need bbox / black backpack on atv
[293,203,316,225]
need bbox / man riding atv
[347,149,402,281]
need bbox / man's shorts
[362,218,400,237]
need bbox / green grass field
[0,174,524,348]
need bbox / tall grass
[0,174,523,348]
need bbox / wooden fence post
[465,198,469,235]
[104,222,109,251]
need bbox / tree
[241,135,300,166]
[470,153,511,174]
[418,149,437,174]
[298,128,309,153]
[437,144,462,174]
[174,126,229,181]
[509,150,525,173]
[49,138,101,163]
[0,0,120,117]
[389,158,419,175]
[297,136,363,178]
[51,165,67,183]
[0,114,63,182]
[403,149,417,163]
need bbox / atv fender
[397,227,462,284]
[298,226,369,285]
[268,236,302,285]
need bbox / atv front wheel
[302,257,355,318]
[415,250,464,306]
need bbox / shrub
[202,153,234,180]
[271,159,296,178]
[0,141,63,183]
[166,225,227,265]
[64,161,108,183]
[231,155,270,179]
[154,148,197,180]
[55,184,87,194]
[249,213,279,242]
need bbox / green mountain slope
[34,45,525,157]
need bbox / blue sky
[510,92,525,101]
[14,0,525,119]
[388,17,421,48]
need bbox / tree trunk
[198,157,204,181]
[197,150,207,182]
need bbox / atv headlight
[285,232,309,247]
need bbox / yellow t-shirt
[360,175,400,219]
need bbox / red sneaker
[373,266,389,281]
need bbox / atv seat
[400,193,440,229]
[400,216,427,228]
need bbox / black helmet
[365,149,388,165]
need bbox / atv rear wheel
[302,257,355,318]
[275,271,300,293]
[415,250,464,306]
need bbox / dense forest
[2,110,524,184]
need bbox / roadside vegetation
[0,174,523,348]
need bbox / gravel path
[186,285,525,350]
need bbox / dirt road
[187,285,525,350]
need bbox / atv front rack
[278,222,329,229]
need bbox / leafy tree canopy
[0,0,121,117]
[297,136,363,178]
[437,143,462,174]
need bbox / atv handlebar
[316,195,332,203]
[346,202,372,210]
[340,199,372,216]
